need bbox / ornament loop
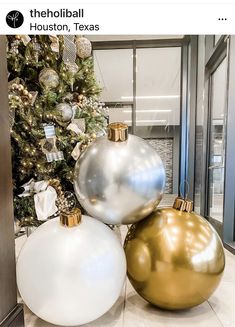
[60,208,82,227]
[107,122,128,142]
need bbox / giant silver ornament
[39,68,59,89]
[56,103,73,122]
[74,122,165,225]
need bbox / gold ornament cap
[173,197,193,213]
[107,122,128,142]
[60,208,82,227]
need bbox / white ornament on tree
[17,209,126,326]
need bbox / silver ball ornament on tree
[74,122,165,225]
[39,68,59,89]
[66,62,79,75]
[17,208,126,326]
[56,103,73,122]
[76,37,92,59]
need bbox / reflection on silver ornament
[56,103,73,122]
[74,122,165,225]
[39,68,59,89]
[124,197,225,310]
[17,209,126,326]
[76,37,92,59]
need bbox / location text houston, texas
[29,8,100,32]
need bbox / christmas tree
[7,35,108,227]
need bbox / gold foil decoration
[107,122,128,142]
[173,197,193,212]
[60,208,82,227]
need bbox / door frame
[201,35,235,253]
[201,35,228,238]
[223,36,235,252]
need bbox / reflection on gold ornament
[124,197,225,310]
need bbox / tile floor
[16,222,235,327]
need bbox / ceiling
[88,35,184,42]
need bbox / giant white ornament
[17,209,126,326]
[76,37,92,59]
[74,122,165,225]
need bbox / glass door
[207,55,228,225]
[135,47,181,206]
[93,48,134,129]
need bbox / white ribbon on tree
[71,142,82,160]
[67,118,86,135]
[19,179,58,221]
[34,185,58,221]
[63,35,78,72]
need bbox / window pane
[214,35,222,45]
[194,36,205,214]
[93,49,133,126]
[208,56,227,222]
[135,47,181,203]
[136,47,181,127]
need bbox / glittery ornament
[56,103,73,122]
[76,37,92,59]
[39,68,59,90]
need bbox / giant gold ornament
[74,122,165,225]
[124,197,225,310]
[17,208,126,326]
[76,37,92,59]
[39,68,59,89]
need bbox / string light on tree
[7,34,108,225]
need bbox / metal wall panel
[0,35,24,326]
